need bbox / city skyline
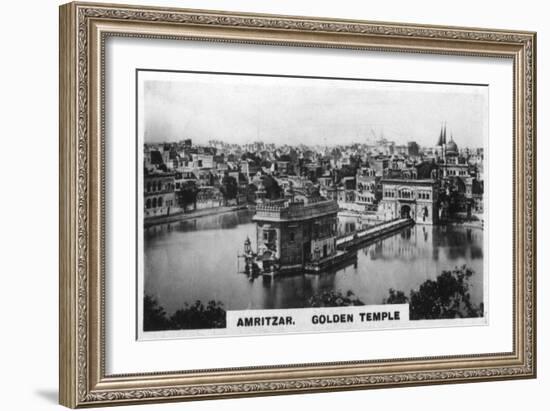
[141,71,488,149]
[143,134,483,151]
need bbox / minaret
[442,122,447,164]
[436,124,444,159]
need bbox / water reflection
[144,210,484,315]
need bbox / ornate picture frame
[59,1,536,408]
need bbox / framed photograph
[59,1,537,407]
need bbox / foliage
[472,179,484,195]
[261,175,282,199]
[383,265,484,320]
[143,294,170,331]
[241,152,262,166]
[143,295,226,331]
[307,290,365,307]
[177,181,199,208]
[260,159,273,169]
[220,175,238,199]
[415,160,438,179]
[383,288,409,304]
[171,300,227,329]
[278,154,292,162]
[348,154,364,170]
[335,165,357,181]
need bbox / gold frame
[59,1,537,408]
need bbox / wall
[0,0,547,410]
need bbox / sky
[141,71,488,148]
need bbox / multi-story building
[240,159,260,182]
[144,171,178,219]
[379,178,439,225]
[394,144,408,156]
[369,155,389,177]
[191,153,214,169]
[253,198,339,270]
[355,167,379,211]
[195,187,224,209]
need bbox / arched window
[158,197,163,207]
[399,189,412,199]
[157,181,162,191]
[146,182,151,193]
[146,199,151,209]
[152,198,157,208]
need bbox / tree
[261,175,282,200]
[170,300,226,329]
[472,179,484,195]
[383,266,483,320]
[278,154,292,162]
[143,295,226,331]
[307,290,364,307]
[247,183,258,202]
[415,161,439,179]
[220,175,238,200]
[335,165,357,182]
[177,181,199,210]
[241,152,262,166]
[349,154,363,170]
[143,295,170,331]
[383,288,408,304]
[260,159,272,169]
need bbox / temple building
[252,198,339,271]
[378,178,439,225]
[435,123,471,178]
[434,124,477,216]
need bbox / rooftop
[253,199,338,222]
[380,178,436,186]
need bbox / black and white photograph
[138,70,487,338]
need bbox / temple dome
[446,138,458,154]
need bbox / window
[146,199,151,209]
[152,198,157,208]
[289,232,295,242]
[158,197,163,207]
[399,189,412,199]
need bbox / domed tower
[445,134,459,164]
[445,135,458,155]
